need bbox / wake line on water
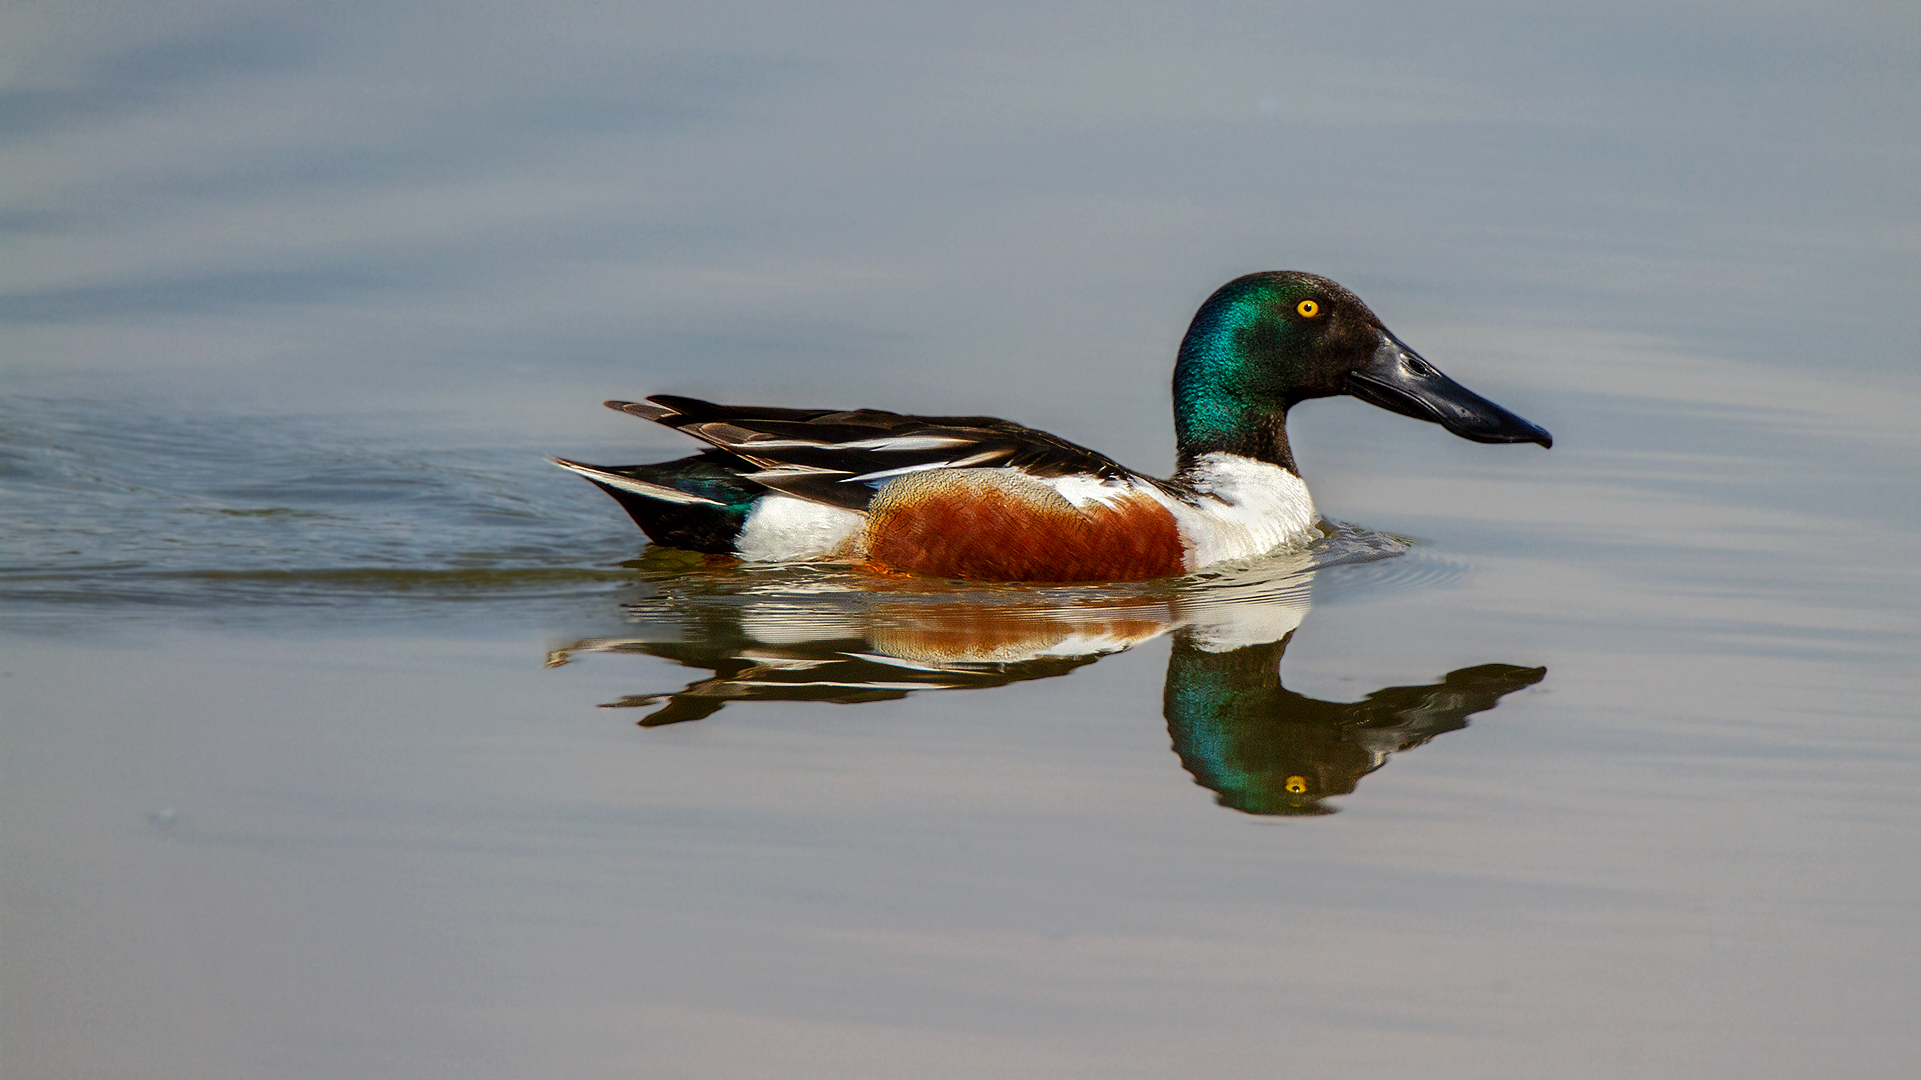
[2,398,1456,622]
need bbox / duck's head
[1172,271,1551,469]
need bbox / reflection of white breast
[1178,591,1312,653]
[1155,452,1319,570]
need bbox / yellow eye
[1296,299,1320,318]
[1285,775,1309,794]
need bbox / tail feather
[552,452,762,554]
[550,457,724,505]
[604,400,675,422]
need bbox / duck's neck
[1172,321,1299,476]
[1173,404,1298,476]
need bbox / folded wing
[609,395,1144,510]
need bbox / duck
[554,271,1551,582]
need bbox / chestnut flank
[864,471,1185,582]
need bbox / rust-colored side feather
[864,471,1185,583]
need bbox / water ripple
[2,398,1437,622]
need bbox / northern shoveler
[554,271,1551,582]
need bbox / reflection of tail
[552,632,1102,726]
[607,644,1014,727]
[1163,631,1545,815]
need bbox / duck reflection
[550,552,1543,815]
[1165,632,1541,814]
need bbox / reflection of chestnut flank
[871,610,1172,664]
[864,470,1184,582]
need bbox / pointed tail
[550,457,726,505]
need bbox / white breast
[1154,452,1319,570]
[734,494,865,562]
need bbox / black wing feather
[606,396,1144,510]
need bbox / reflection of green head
[1162,636,1364,815]
[1162,632,1546,816]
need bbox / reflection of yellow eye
[1296,299,1320,318]
[1285,775,1309,794]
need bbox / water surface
[5,2,1920,1078]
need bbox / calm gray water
[5,3,1920,1077]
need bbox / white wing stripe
[719,434,979,452]
[840,449,1007,483]
[741,464,856,480]
[832,435,978,451]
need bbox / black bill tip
[1347,333,1552,448]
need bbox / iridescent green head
[1172,271,1551,472]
